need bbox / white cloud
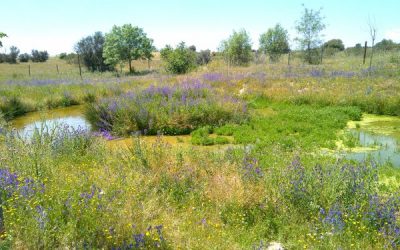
[385,28,400,42]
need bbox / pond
[336,114,400,167]
[10,107,400,167]
[11,105,90,138]
[10,105,232,150]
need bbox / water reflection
[11,106,91,138]
[342,129,400,167]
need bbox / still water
[10,107,400,166]
[11,105,90,138]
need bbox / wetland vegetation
[1,2,400,249]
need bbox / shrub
[197,49,211,65]
[18,53,30,62]
[8,46,20,64]
[219,29,253,66]
[0,96,29,120]
[31,50,49,62]
[259,24,290,62]
[160,42,197,74]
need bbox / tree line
[0,33,49,64]
[1,5,399,73]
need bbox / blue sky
[1,0,399,55]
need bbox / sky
[1,0,400,55]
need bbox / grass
[0,51,399,249]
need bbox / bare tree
[368,17,377,71]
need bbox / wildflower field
[0,53,400,249]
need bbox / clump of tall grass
[0,96,31,120]
[85,81,248,136]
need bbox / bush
[31,50,49,62]
[18,53,30,62]
[0,53,8,63]
[59,53,67,59]
[220,29,253,66]
[0,96,29,120]
[191,126,214,145]
[160,42,197,74]
[197,50,211,65]
[60,53,78,64]
[8,46,20,64]
[323,39,345,51]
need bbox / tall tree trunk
[128,59,132,73]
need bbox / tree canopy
[259,24,290,62]
[220,29,253,66]
[103,24,154,73]
[31,50,49,62]
[375,39,399,51]
[0,32,6,47]
[75,32,111,72]
[323,39,345,51]
[295,5,325,64]
[160,42,197,74]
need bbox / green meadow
[0,50,400,249]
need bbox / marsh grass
[0,125,399,249]
[0,50,399,249]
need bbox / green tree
[103,24,154,73]
[323,39,345,56]
[0,32,6,47]
[160,42,196,74]
[375,39,398,51]
[295,5,326,64]
[323,39,345,51]
[75,32,111,72]
[259,24,290,62]
[8,46,20,64]
[197,49,211,65]
[220,29,253,66]
[141,37,155,69]
[31,50,49,62]
[18,53,30,62]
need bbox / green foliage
[1,57,400,249]
[323,39,345,51]
[0,96,29,120]
[218,103,362,149]
[59,53,78,64]
[18,53,30,62]
[220,29,253,66]
[323,39,345,56]
[75,32,112,72]
[8,46,20,64]
[295,5,326,64]
[31,50,49,62]
[103,24,154,73]
[160,42,197,74]
[85,83,247,136]
[197,49,211,65]
[259,24,290,62]
[0,32,6,47]
[345,43,364,56]
[191,126,214,145]
[191,127,231,145]
[0,46,20,64]
[375,39,399,51]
